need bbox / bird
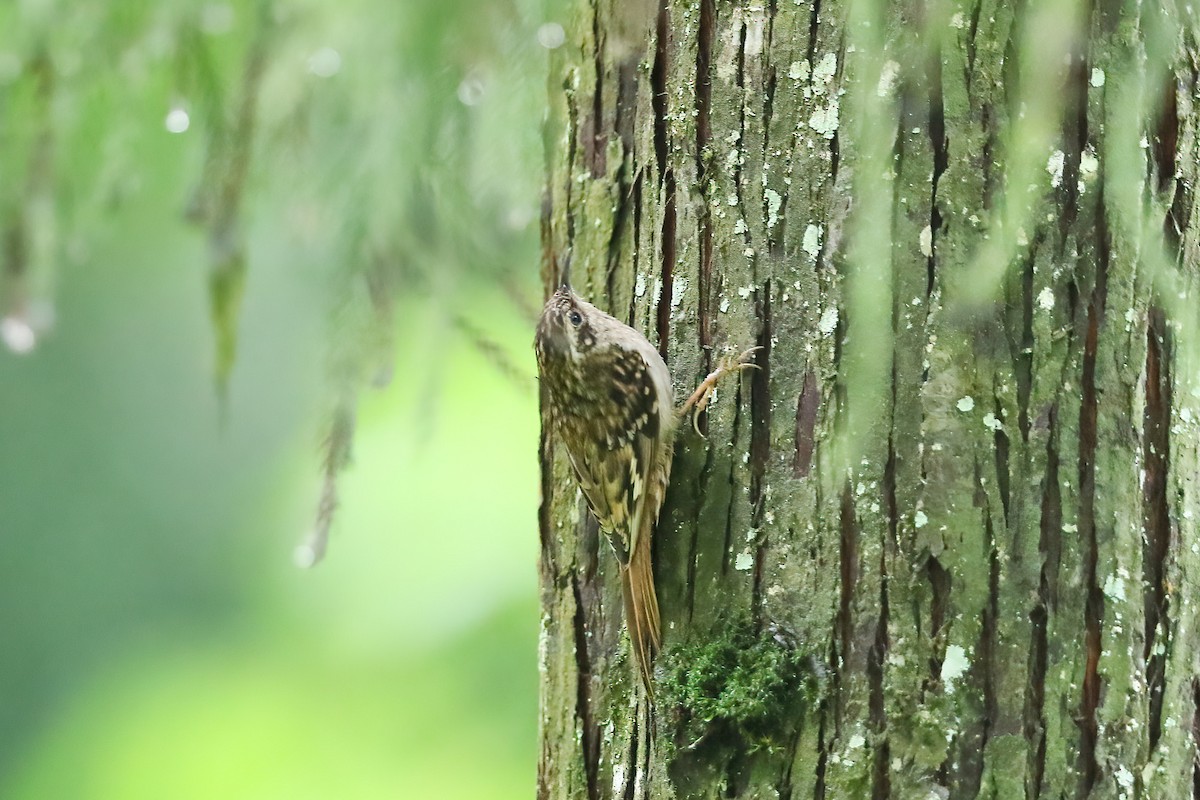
[535,284,756,693]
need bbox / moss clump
[659,616,814,760]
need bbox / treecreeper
[535,284,756,695]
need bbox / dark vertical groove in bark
[963,508,1000,795]
[1016,244,1037,443]
[564,86,579,248]
[722,382,748,577]
[623,715,639,800]
[805,0,821,69]
[966,0,982,76]
[607,62,638,303]
[794,370,821,477]
[928,42,947,297]
[696,0,715,372]
[629,173,645,323]
[926,556,950,678]
[750,287,773,611]
[1142,306,1171,750]
[652,1,675,358]
[1027,404,1059,799]
[1057,15,1090,238]
[1026,602,1049,800]
[572,576,601,800]
[1076,200,1109,798]
[836,483,859,733]
[750,285,773,512]
[1153,75,1178,196]
[538,409,557,563]
[1159,73,1191,253]
[993,405,1011,522]
[732,22,748,204]
[868,553,890,800]
[588,9,606,178]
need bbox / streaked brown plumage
[536,287,672,693]
[536,285,755,694]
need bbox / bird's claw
[681,346,762,435]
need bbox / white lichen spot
[672,276,688,309]
[919,224,933,257]
[734,218,748,234]
[818,305,839,335]
[1063,522,1078,533]
[1080,148,1099,181]
[788,60,809,81]
[914,510,929,528]
[1038,287,1055,310]
[1104,572,1126,602]
[847,733,866,749]
[808,101,840,139]
[734,551,754,571]
[744,246,756,258]
[744,10,766,56]
[950,11,966,28]
[737,285,754,299]
[720,297,731,313]
[983,412,1003,431]
[812,53,838,89]
[1016,227,1029,247]
[941,645,969,691]
[652,277,663,305]
[612,762,626,794]
[877,60,900,97]
[1115,766,1134,790]
[727,194,739,206]
[956,396,975,412]
[1090,67,1106,87]
[634,272,647,298]
[1047,150,1065,187]
[765,188,782,229]
[802,224,823,260]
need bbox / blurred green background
[0,1,558,797]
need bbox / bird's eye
[568,310,583,327]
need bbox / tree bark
[537,1,1200,797]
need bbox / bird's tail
[621,526,661,696]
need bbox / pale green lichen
[765,188,782,229]
[802,223,822,259]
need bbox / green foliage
[0,0,562,552]
[0,0,557,796]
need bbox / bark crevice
[652,0,675,357]
[794,370,820,478]
[1142,306,1171,750]
[1076,198,1109,797]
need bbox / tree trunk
[537,1,1200,797]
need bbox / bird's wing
[564,349,661,564]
